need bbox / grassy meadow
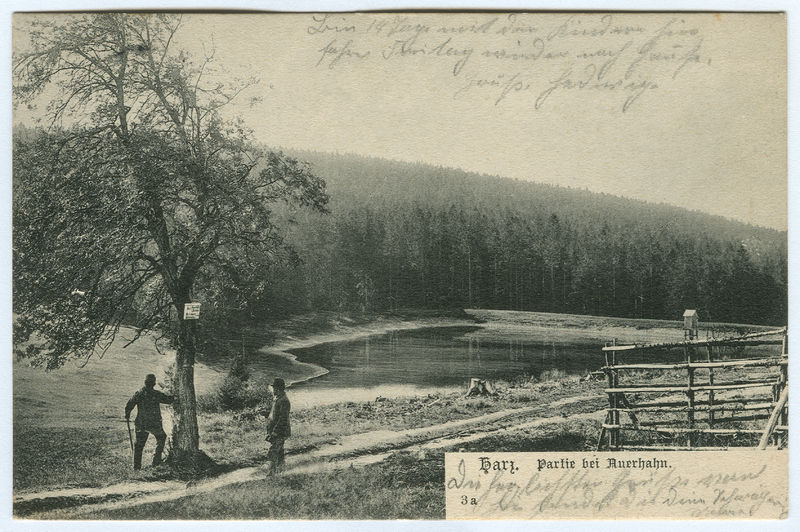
[13,309,781,518]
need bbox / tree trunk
[467,246,472,308]
[170,316,200,458]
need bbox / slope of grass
[14,427,134,491]
[83,452,446,520]
[14,372,602,494]
[78,413,601,520]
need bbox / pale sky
[13,12,788,230]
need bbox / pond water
[241,323,777,408]
[288,326,631,389]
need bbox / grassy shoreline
[14,368,602,494]
[15,308,780,518]
[22,375,606,519]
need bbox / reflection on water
[287,326,610,389]
[243,325,780,407]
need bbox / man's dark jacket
[125,387,175,432]
[267,392,291,439]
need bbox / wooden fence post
[706,345,715,428]
[686,346,695,448]
[759,387,788,449]
[614,359,620,448]
[777,332,788,444]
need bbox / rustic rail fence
[598,327,788,450]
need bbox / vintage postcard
[10,10,788,521]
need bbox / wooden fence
[597,327,788,450]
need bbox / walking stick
[125,418,135,467]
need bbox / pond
[287,326,612,390]
[241,321,775,408]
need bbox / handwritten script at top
[306,13,712,112]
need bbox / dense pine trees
[14,129,786,328]
[270,152,786,326]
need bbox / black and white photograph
[8,7,791,522]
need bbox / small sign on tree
[183,302,201,320]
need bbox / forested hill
[295,151,782,242]
[266,150,786,326]
[12,123,785,326]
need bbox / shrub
[228,353,250,382]
[218,374,250,411]
[246,377,274,411]
[205,373,274,413]
[207,351,274,412]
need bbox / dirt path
[289,408,607,475]
[17,393,604,518]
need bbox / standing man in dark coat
[265,377,291,474]
[125,374,175,470]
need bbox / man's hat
[272,377,285,390]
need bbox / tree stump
[465,378,496,397]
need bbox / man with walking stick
[125,374,176,470]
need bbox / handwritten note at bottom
[445,451,787,519]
